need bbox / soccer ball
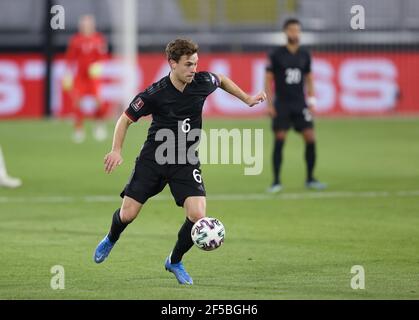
[191,217,225,251]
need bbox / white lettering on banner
[209,59,263,114]
[99,60,125,102]
[210,60,243,113]
[0,61,23,115]
[0,56,402,118]
[340,59,398,112]
[22,60,45,80]
[154,62,171,82]
[312,59,335,112]
[51,61,67,115]
[52,59,141,114]
[101,60,140,103]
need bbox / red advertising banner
[0,54,44,118]
[1,52,418,119]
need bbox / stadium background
[1,0,419,118]
[1,0,419,300]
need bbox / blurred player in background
[0,146,22,188]
[62,15,108,143]
[265,18,326,193]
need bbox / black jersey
[124,71,220,163]
[266,46,311,108]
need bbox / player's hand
[246,91,267,107]
[308,106,315,115]
[307,96,317,115]
[104,151,123,174]
[267,105,277,118]
[62,74,73,91]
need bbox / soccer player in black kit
[93,39,266,285]
[265,18,326,193]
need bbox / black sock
[107,208,129,243]
[305,142,316,182]
[273,139,284,185]
[170,218,195,264]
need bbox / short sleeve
[124,92,152,122]
[303,51,312,74]
[206,72,220,94]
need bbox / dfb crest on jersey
[131,96,144,112]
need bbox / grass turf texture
[0,117,418,299]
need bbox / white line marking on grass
[1,190,419,204]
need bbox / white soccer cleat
[0,175,22,188]
[305,179,327,190]
[73,129,86,144]
[266,184,282,194]
[93,124,107,142]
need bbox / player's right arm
[265,70,277,118]
[104,113,133,174]
[265,50,277,118]
[104,92,152,174]
[217,74,266,107]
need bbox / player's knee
[304,135,316,144]
[119,208,137,223]
[184,198,206,222]
[275,131,287,141]
[120,198,142,223]
[304,135,315,144]
[302,129,315,143]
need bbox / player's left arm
[217,74,266,107]
[304,50,316,113]
[305,72,316,113]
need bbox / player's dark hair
[165,38,199,62]
[283,18,301,30]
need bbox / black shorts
[120,158,206,207]
[272,106,314,132]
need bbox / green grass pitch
[0,117,418,299]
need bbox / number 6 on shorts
[193,169,202,183]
